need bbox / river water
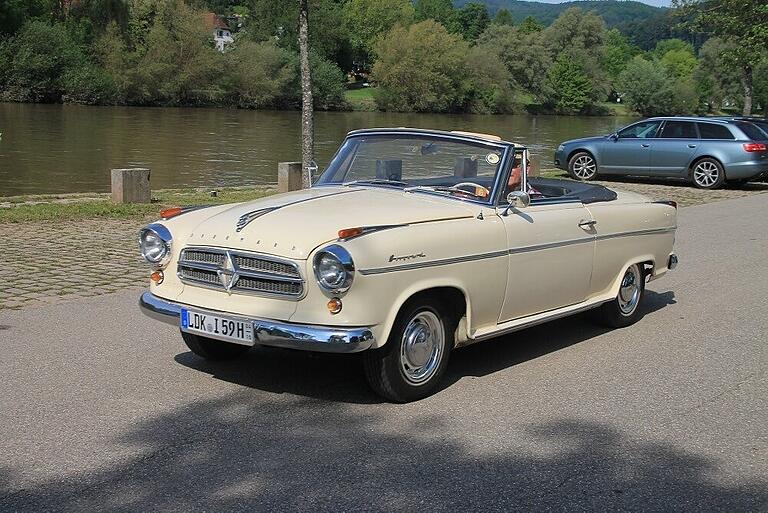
[0,103,636,196]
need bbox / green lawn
[0,186,275,223]
[345,87,377,111]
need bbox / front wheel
[363,299,454,402]
[181,331,251,360]
[568,151,598,181]
[691,158,725,189]
[593,263,646,328]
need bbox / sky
[531,0,672,6]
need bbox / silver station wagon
[554,117,768,189]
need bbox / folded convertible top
[529,177,618,204]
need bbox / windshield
[315,134,508,203]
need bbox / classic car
[139,128,678,402]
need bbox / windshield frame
[313,129,516,207]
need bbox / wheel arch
[374,282,470,350]
[607,257,655,298]
[567,148,598,166]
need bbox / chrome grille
[178,247,304,299]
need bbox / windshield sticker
[486,153,500,165]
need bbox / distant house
[203,13,233,52]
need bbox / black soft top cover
[529,177,618,204]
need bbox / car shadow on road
[1,391,765,512]
[173,290,676,405]
[596,175,768,191]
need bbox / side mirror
[507,190,530,209]
[609,133,618,141]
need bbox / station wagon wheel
[181,331,251,360]
[364,298,454,402]
[691,158,725,189]
[567,151,598,181]
[593,263,646,328]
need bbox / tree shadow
[173,290,676,404]
[1,390,764,512]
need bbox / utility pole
[298,0,314,188]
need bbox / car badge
[216,251,239,293]
[236,207,277,232]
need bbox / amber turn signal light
[150,271,164,284]
[160,206,183,219]
[327,298,342,314]
[338,227,363,239]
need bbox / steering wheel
[450,182,490,198]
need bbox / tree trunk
[298,0,314,189]
[741,65,753,117]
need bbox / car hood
[181,186,478,260]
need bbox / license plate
[180,308,254,346]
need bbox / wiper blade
[342,179,409,187]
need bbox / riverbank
[0,186,274,223]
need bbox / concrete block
[278,162,303,192]
[111,168,151,204]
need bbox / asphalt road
[1,194,767,512]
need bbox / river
[0,103,636,196]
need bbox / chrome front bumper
[139,292,375,353]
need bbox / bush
[0,20,87,102]
[372,20,469,112]
[543,55,594,114]
[226,41,296,109]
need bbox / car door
[600,120,662,174]
[650,120,700,176]
[497,198,596,322]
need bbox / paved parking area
[0,194,766,512]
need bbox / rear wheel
[691,158,725,189]
[181,331,251,360]
[568,151,598,181]
[363,298,454,403]
[593,263,646,328]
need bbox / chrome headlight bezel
[313,244,354,295]
[138,223,173,269]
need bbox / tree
[225,41,295,108]
[544,54,593,114]
[493,9,514,26]
[299,0,313,188]
[456,2,489,42]
[343,0,414,59]
[476,24,551,99]
[618,55,675,116]
[676,0,768,115]
[372,20,469,112]
[518,16,543,34]
[660,48,697,79]
[695,36,743,112]
[414,0,457,31]
[601,28,639,83]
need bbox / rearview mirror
[507,190,530,209]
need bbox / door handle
[641,144,650,148]
[578,219,597,228]
[688,144,697,148]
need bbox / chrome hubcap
[693,161,719,187]
[572,155,596,180]
[400,310,444,385]
[618,264,642,315]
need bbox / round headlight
[139,224,172,268]
[313,244,354,294]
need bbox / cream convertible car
[139,129,678,402]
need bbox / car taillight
[743,143,767,152]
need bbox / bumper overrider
[139,292,375,353]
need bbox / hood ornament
[236,207,277,232]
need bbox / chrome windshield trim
[138,292,374,353]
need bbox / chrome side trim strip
[508,236,593,255]
[358,226,675,275]
[359,250,508,275]
[138,292,375,353]
[596,226,676,241]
